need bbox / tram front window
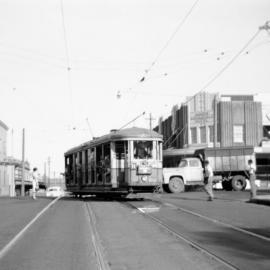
[134,141,153,159]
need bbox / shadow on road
[195,228,270,261]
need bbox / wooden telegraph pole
[21,128,25,197]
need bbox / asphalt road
[0,198,99,270]
[0,191,269,270]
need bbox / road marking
[162,201,270,243]
[126,201,239,270]
[137,207,160,213]
[0,197,61,260]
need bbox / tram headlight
[141,175,148,182]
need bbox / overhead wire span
[120,0,200,124]
[60,0,76,129]
[139,0,200,82]
[163,28,262,148]
[60,0,71,70]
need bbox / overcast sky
[0,0,269,176]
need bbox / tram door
[103,143,111,185]
[96,143,111,185]
[114,141,128,186]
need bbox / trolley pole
[21,128,25,197]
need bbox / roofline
[65,128,163,155]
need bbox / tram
[64,127,163,196]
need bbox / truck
[163,146,255,193]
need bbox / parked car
[46,186,65,197]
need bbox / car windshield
[179,160,188,168]
[133,141,153,159]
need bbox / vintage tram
[64,127,163,196]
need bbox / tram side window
[65,156,72,184]
[96,145,103,183]
[115,141,127,159]
[84,150,88,184]
[134,141,153,159]
[90,148,96,184]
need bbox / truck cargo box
[194,146,255,173]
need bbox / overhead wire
[139,0,200,82]
[165,28,262,148]
[60,0,76,130]
[120,0,200,126]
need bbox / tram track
[152,198,270,242]
[121,199,240,270]
[84,200,111,270]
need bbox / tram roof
[65,127,163,155]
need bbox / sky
[0,0,269,177]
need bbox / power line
[163,25,264,148]
[139,0,200,82]
[60,0,71,70]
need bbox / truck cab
[163,157,204,193]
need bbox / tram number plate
[137,166,152,175]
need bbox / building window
[209,126,214,143]
[190,127,197,144]
[200,127,206,143]
[233,125,244,143]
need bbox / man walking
[247,159,257,200]
[32,167,38,200]
[203,160,214,201]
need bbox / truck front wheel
[168,177,185,193]
[231,175,247,191]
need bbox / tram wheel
[168,177,185,193]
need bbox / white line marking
[138,207,160,213]
[0,197,61,260]
[129,202,238,270]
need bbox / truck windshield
[179,160,188,167]
[133,141,153,159]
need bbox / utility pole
[146,113,156,131]
[48,157,51,187]
[44,162,47,184]
[21,128,25,197]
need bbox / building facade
[155,92,263,150]
[0,120,8,161]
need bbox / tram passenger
[246,159,257,200]
[203,160,214,201]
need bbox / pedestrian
[32,167,38,200]
[203,160,214,201]
[247,159,257,200]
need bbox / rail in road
[1,195,269,270]
[120,196,270,270]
